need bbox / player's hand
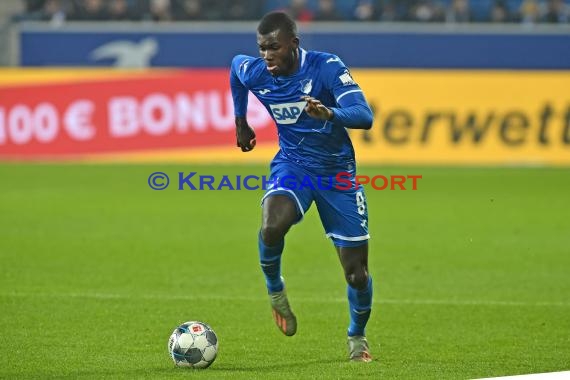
[235,117,256,152]
[301,96,333,121]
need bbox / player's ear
[291,37,299,49]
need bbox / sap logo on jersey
[269,101,306,124]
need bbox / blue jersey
[230,48,372,173]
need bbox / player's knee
[346,270,369,290]
[260,224,287,246]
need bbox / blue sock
[347,276,373,336]
[258,231,284,293]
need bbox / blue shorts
[261,159,370,248]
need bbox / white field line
[475,370,570,379]
[1,291,569,307]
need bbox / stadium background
[1,0,569,165]
[1,1,569,379]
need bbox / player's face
[257,29,299,76]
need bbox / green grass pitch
[0,163,569,379]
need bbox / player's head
[257,12,300,77]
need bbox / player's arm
[304,57,373,130]
[302,94,372,130]
[230,55,257,152]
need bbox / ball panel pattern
[167,321,218,369]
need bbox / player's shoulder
[231,54,266,79]
[304,50,348,80]
[305,50,347,68]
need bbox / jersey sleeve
[230,55,253,117]
[322,55,373,129]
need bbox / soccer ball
[167,321,218,369]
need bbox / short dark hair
[257,12,297,38]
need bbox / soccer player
[230,11,374,362]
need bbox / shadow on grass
[33,358,379,378]
[211,358,344,371]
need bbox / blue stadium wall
[17,23,570,69]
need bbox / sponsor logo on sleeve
[339,70,356,86]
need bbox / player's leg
[336,243,373,362]
[259,194,297,293]
[259,161,313,336]
[259,194,299,336]
[314,183,373,361]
